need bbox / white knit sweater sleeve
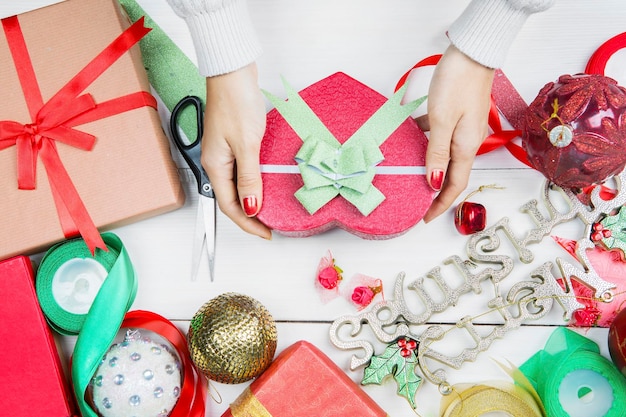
[448,0,555,69]
[166,0,262,77]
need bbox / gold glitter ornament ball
[187,293,277,384]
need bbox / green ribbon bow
[264,78,425,215]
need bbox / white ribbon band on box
[260,165,426,175]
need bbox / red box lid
[0,256,75,416]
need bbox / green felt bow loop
[263,77,426,215]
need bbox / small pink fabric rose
[318,266,342,289]
[344,275,383,311]
[352,286,375,305]
[315,250,343,303]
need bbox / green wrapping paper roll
[521,327,626,417]
[118,0,206,142]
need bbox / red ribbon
[0,16,156,254]
[397,34,626,200]
[394,54,530,166]
[586,31,626,76]
[122,310,208,417]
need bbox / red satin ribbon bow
[0,16,156,254]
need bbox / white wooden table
[5,1,626,416]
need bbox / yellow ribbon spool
[440,360,545,417]
[441,383,544,417]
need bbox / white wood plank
[14,0,626,416]
[0,0,66,19]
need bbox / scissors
[169,95,216,281]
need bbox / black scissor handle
[170,95,213,198]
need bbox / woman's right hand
[201,63,272,239]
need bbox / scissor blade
[200,195,216,281]
[190,202,206,281]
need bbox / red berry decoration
[522,74,626,189]
[608,308,626,377]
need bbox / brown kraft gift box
[0,0,184,259]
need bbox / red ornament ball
[455,201,486,235]
[608,307,626,377]
[522,74,626,189]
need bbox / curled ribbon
[585,31,626,76]
[121,310,208,417]
[264,77,425,215]
[0,16,155,254]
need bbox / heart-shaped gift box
[257,72,434,239]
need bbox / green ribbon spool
[36,232,137,417]
[118,0,206,143]
[264,78,426,215]
[36,237,119,335]
[521,327,626,417]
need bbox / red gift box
[0,0,184,259]
[0,256,75,416]
[257,72,433,239]
[222,340,387,417]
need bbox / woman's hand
[201,63,272,239]
[419,45,495,223]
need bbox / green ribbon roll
[36,238,119,335]
[118,0,206,143]
[264,78,425,215]
[36,233,137,417]
[520,327,626,417]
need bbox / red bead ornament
[454,185,503,235]
[455,202,486,235]
[608,308,626,377]
[522,74,626,189]
[396,337,418,358]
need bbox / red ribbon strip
[0,16,156,254]
[394,54,530,166]
[122,310,208,417]
[586,31,626,76]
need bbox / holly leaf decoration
[598,206,626,257]
[362,338,422,409]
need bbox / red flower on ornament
[556,74,626,122]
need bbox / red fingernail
[430,169,444,191]
[243,195,258,216]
